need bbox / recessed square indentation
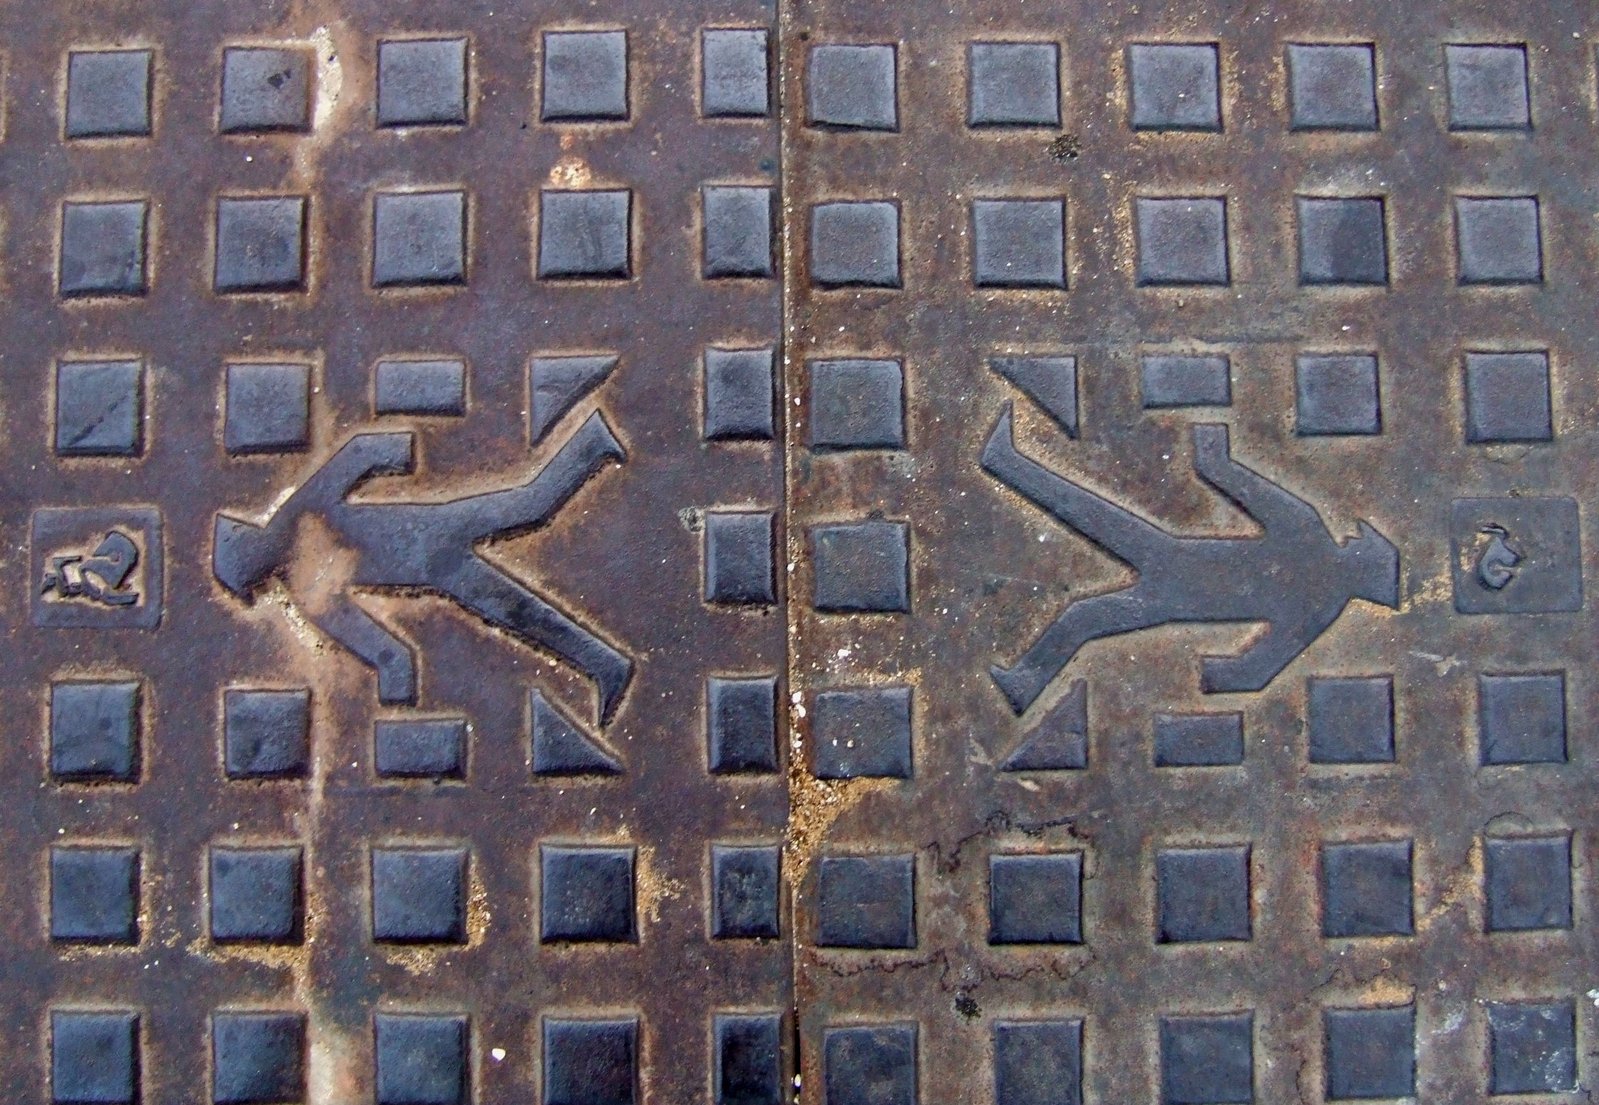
[1141,355,1231,409]
[811,521,910,613]
[56,360,143,457]
[1307,675,1393,763]
[1485,835,1572,932]
[224,688,310,779]
[824,1025,917,1105]
[1450,497,1582,615]
[374,718,467,779]
[1295,354,1381,436]
[994,1020,1082,1105]
[373,191,466,287]
[1157,846,1250,943]
[371,846,467,943]
[1287,44,1377,131]
[540,844,635,943]
[1321,839,1413,937]
[50,844,139,944]
[1465,351,1551,443]
[1135,198,1228,285]
[378,38,468,127]
[989,853,1082,945]
[375,1013,469,1105]
[220,47,312,133]
[807,44,897,130]
[972,199,1066,288]
[59,201,148,298]
[212,1011,305,1105]
[541,31,628,122]
[1160,1013,1253,1105]
[215,196,307,292]
[1479,672,1566,765]
[812,685,912,780]
[1297,197,1387,285]
[815,853,915,948]
[808,358,905,450]
[1488,1001,1576,1094]
[53,1009,140,1105]
[707,675,778,774]
[968,42,1060,127]
[66,49,152,138]
[1446,44,1530,130]
[210,845,303,943]
[50,679,140,782]
[224,363,311,455]
[810,201,901,288]
[704,347,775,441]
[712,844,781,939]
[703,186,774,278]
[538,190,631,279]
[704,510,775,606]
[1154,713,1243,767]
[543,1017,637,1105]
[1129,43,1221,131]
[714,1013,784,1105]
[1456,197,1542,284]
[1323,1006,1414,1100]
[375,359,467,417]
[702,29,769,118]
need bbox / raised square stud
[66,50,152,138]
[1307,675,1393,763]
[703,186,774,278]
[815,853,915,948]
[1479,672,1565,765]
[51,845,139,943]
[809,358,905,450]
[56,361,143,457]
[1488,1001,1576,1094]
[375,1014,468,1105]
[1295,354,1381,437]
[215,196,307,292]
[50,679,140,782]
[374,718,467,779]
[59,201,148,298]
[543,1017,637,1105]
[1287,44,1377,131]
[972,199,1066,288]
[210,846,302,943]
[378,38,468,127]
[1128,44,1221,131]
[375,359,467,417]
[1456,197,1542,284]
[812,686,912,779]
[541,31,628,122]
[824,1025,917,1105]
[1323,1006,1414,1100]
[212,1012,305,1105]
[1321,839,1413,937]
[371,847,467,943]
[1465,351,1551,443]
[712,844,781,939]
[220,47,312,133]
[989,853,1082,944]
[807,44,898,130]
[1449,497,1582,615]
[1446,44,1530,130]
[968,42,1060,127]
[1160,1013,1253,1105]
[1297,197,1387,285]
[1135,198,1228,285]
[540,844,635,943]
[714,1013,784,1105]
[707,675,778,774]
[704,347,775,441]
[994,1020,1082,1105]
[224,688,310,779]
[702,29,769,118]
[1154,713,1243,767]
[53,1010,139,1105]
[225,364,311,456]
[1141,355,1231,409]
[373,191,466,287]
[704,510,776,606]
[811,521,910,613]
[1157,846,1250,943]
[538,190,631,279]
[810,201,900,288]
[1485,835,1572,932]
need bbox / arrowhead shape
[532,690,622,776]
[530,355,618,443]
[990,356,1078,437]
[1001,680,1087,771]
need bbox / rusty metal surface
[2,0,1596,1102]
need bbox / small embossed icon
[1475,524,1521,590]
[983,405,1401,713]
[41,530,141,606]
[30,507,163,629]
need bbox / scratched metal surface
[3,0,1597,1103]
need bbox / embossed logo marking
[30,507,163,629]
